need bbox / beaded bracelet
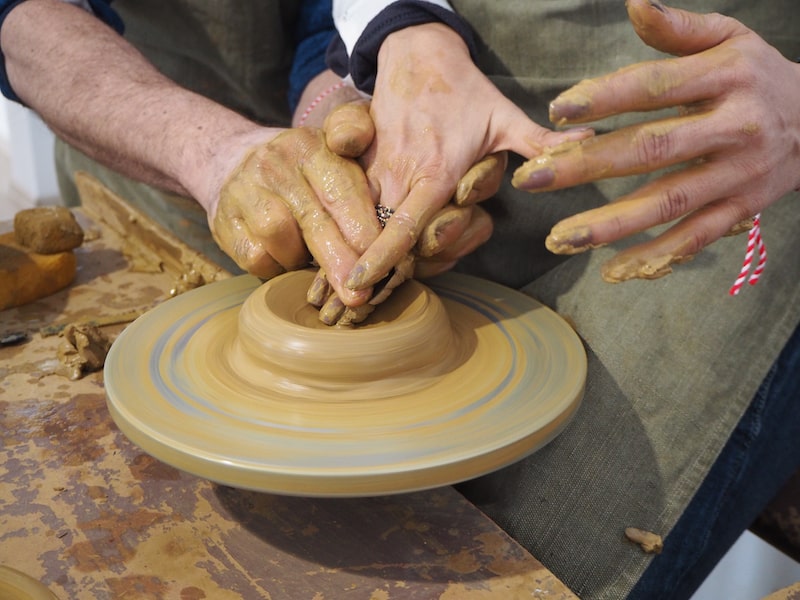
[297,81,347,127]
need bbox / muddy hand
[309,152,504,325]
[212,122,380,306]
[512,0,800,282]
[340,23,592,294]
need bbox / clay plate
[105,271,586,496]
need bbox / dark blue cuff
[326,0,477,95]
[0,0,123,104]
[289,0,336,113]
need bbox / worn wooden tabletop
[0,187,578,600]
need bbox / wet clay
[57,323,112,381]
[14,206,84,254]
[233,272,457,398]
[104,270,587,496]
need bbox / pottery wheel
[105,270,586,497]
[0,566,59,600]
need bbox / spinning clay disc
[105,270,586,497]
[0,566,60,600]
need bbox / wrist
[180,124,283,218]
[332,1,476,95]
[378,21,470,74]
[292,69,363,127]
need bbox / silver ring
[375,204,395,228]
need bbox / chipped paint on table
[0,212,577,600]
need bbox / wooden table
[0,179,577,599]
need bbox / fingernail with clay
[513,165,555,191]
[319,295,345,325]
[306,275,330,306]
[549,99,590,124]
[544,225,599,255]
[344,265,367,290]
[562,126,594,141]
[649,1,666,13]
[602,255,674,283]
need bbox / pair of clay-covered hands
[211,100,504,325]
[209,0,800,325]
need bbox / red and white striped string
[728,213,767,296]
[297,81,346,127]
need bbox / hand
[209,105,381,306]
[341,22,593,293]
[512,0,800,282]
[307,149,503,325]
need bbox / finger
[548,42,755,125]
[318,293,346,325]
[599,194,757,283]
[369,253,415,306]
[306,268,333,307]
[626,0,750,57]
[267,153,372,305]
[428,205,493,262]
[344,178,452,290]
[416,205,473,257]
[487,93,594,158]
[232,188,311,269]
[512,112,725,192]
[212,186,306,277]
[550,4,751,125]
[417,204,493,260]
[300,135,382,254]
[543,159,754,255]
[336,303,375,327]
[324,100,375,158]
[549,51,731,125]
[455,152,508,206]
[211,215,285,279]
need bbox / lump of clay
[57,323,112,380]
[14,206,84,254]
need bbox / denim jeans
[631,322,800,599]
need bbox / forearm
[0,0,278,211]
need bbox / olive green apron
[55,2,800,598]
[449,1,800,597]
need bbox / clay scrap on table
[57,323,112,381]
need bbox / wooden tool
[1,206,84,311]
[0,231,77,311]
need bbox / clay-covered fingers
[323,99,375,159]
[513,1,762,194]
[415,153,503,261]
[512,112,721,192]
[212,179,307,279]
[455,152,508,206]
[626,0,749,57]
[306,268,377,326]
[549,2,751,125]
[543,158,759,257]
[598,194,760,283]
[344,153,507,292]
[214,128,381,305]
[308,254,415,326]
[414,205,493,279]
